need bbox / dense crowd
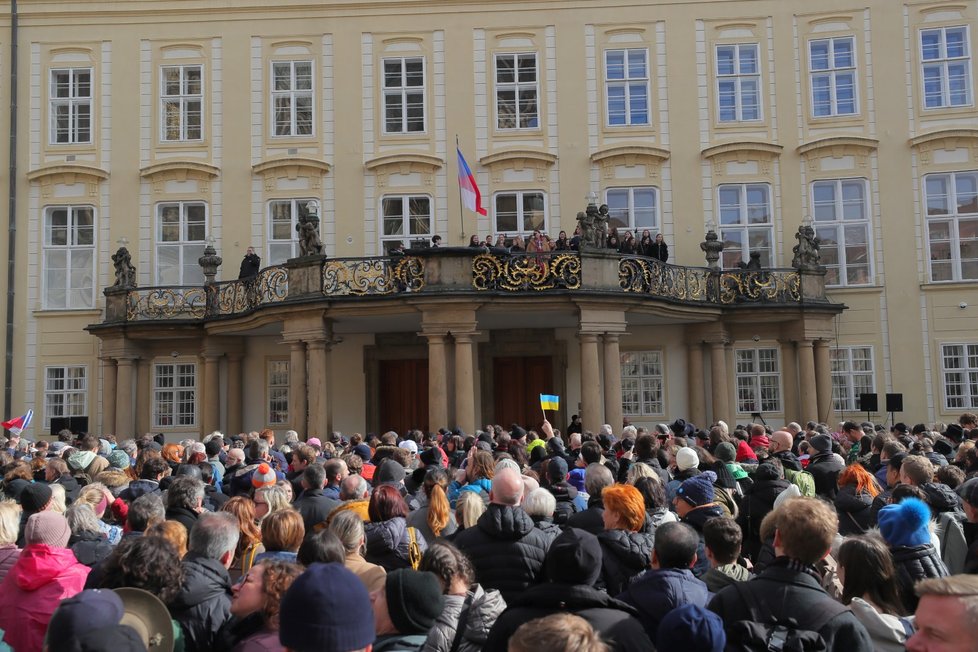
[0,416,977,651]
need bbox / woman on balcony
[619,230,637,254]
[640,230,653,256]
[510,234,526,252]
[651,233,669,263]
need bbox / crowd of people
[440,227,670,261]
[0,415,976,651]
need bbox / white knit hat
[676,447,699,472]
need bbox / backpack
[783,468,816,498]
[725,581,847,652]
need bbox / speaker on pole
[885,393,903,413]
[858,393,878,412]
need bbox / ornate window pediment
[479,148,556,183]
[140,160,220,194]
[910,128,978,166]
[701,140,783,177]
[27,163,109,198]
[797,136,879,172]
[590,144,669,181]
[251,157,331,191]
[364,152,443,188]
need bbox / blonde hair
[0,501,21,545]
[510,614,608,652]
[626,462,659,485]
[455,491,486,529]
[147,519,189,558]
[49,484,67,514]
[255,484,291,518]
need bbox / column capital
[201,351,224,361]
[419,331,448,343]
[452,331,481,344]
[602,333,622,344]
[578,332,602,343]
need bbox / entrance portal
[492,356,554,431]
[378,359,429,433]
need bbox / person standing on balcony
[651,233,669,263]
[238,246,261,280]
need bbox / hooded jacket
[566,495,605,535]
[118,478,161,503]
[847,596,909,652]
[67,450,109,479]
[807,452,844,499]
[453,504,551,603]
[680,502,726,576]
[422,584,506,652]
[890,543,949,613]
[365,516,428,572]
[171,553,233,652]
[597,525,655,595]
[547,481,580,525]
[737,466,790,560]
[0,544,20,585]
[834,486,876,535]
[920,482,963,515]
[68,530,115,568]
[0,544,90,652]
[616,567,710,640]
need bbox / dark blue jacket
[616,567,709,640]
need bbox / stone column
[797,340,818,423]
[289,342,307,437]
[202,353,222,436]
[603,334,623,433]
[687,343,705,427]
[454,332,477,435]
[580,333,602,433]
[101,358,117,437]
[814,340,834,426]
[709,341,729,426]
[226,353,243,436]
[424,334,449,431]
[779,340,799,423]
[306,340,328,438]
[115,357,136,438]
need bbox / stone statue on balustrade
[111,246,137,288]
[791,224,822,271]
[576,202,609,250]
[296,213,325,257]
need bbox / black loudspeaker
[886,393,904,412]
[858,393,878,412]
[50,416,89,436]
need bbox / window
[812,179,871,286]
[153,362,196,428]
[715,44,761,122]
[831,346,874,411]
[156,202,207,285]
[44,366,87,430]
[271,61,313,136]
[383,57,425,134]
[735,347,781,413]
[50,68,92,144]
[717,183,773,268]
[809,37,858,117]
[495,53,538,129]
[942,343,978,409]
[605,187,658,232]
[921,26,972,109]
[925,171,978,281]
[267,360,290,425]
[381,195,431,254]
[621,351,664,416]
[493,191,546,237]
[43,206,95,309]
[268,199,313,265]
[605,49,649,126]
[161,65,203,141]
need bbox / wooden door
[379,359,429,433]
[492,356,554,431]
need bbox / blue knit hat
[279,563,374,652]
[657,604,726,652]
[676,471,716,506]
[878,497,931,548]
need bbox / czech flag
[457,148,487,216]
[540,394,560,411]
[2,409,33,436]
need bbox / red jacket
[0,544,90,652]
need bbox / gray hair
[226,448,245,465]
[284,430,300,444]
[584,463,614,496]
[0,502,21,545]
[66,502,102,535]
[523,488,556,518]
[621,425,638,439]
[166,476,205,511]
[328,508,365,554]
[340,474,369,500]
[118,439,138,457]
[188,511,240,560]
[254,484,291,516]
[203,431,223,444]
[494,458,520,475]
[599,424,614,437]
[128,493,165,531]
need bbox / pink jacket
[0,544,90,652]
[0,544,21,585]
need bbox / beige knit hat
[25,510,71,547]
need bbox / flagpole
[456,134,465,240]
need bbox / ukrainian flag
[540,394,560,411]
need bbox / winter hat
[108,450,131,470]
[945,424,964,443]
[676,472,716,507]
[375,459,406,486]
[934,439,954,457]
[735,440,758,462]
[715,442,737,463]
[750,434,770,449]
[352,444,372,461]
[20,482,53,513]
[727,463,749,481]
[958,477,978,508]
[419,446,445,468]
[251,463,277,489]
[676,447,699,472]
[809,433,832,453]
[279,563,374,652]
[773,484,802,510]
[545,527,603,586]
[398,440,418,455]
[99,439,113,456]
[546,437,565,456]
[712,462,737,490]
[657,604,726,652]
[754,462,782,482]
[529,445,548,466]
[384,569,445,634]
[669,418,687,436]
[114,588,175,652]
[878,497,932,548]
[306,437,322,448]
[46,590,125,652]
[547,456,569,483]
[25,510,71,547]
[510,425,527,440]
[477,432,495,449]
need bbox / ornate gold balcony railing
[618,256,801,304]
[471,252,582,291]
[321,256,425,296]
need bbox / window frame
[379,194,433,254]
[924,170,978,283]
[941,343,978,410]
[808,36,859,118]
[42,205,96,310]
[714,43,762,123]
[382,56,426,135]
[811,178,872,287]
[604,48,650,127]
[43,365,88,431]
[919,25,973,110]
[491,190,548,238]
[830,346,875,412]
[49,67,93,145]
[267,198,313,265]
[152,361,197,429]
[160,64,204,142]
[155,201,208,285]
[494,52,540,131]
[270,59,314,138]
[620,350,665,417]
[734,347,782,414]
[267,359,290,426]
[604,186,659,233]
[716,182,774,269]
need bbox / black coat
[484,583,653,652]
[238,253,261,280]
[566,497,605,535]
[807,453,844,499]
[166,505,200,537]
[890,543,949,613]
[681,503,726,577]
[738,476,790,560]
[171,554,233,652]
[454,504,551,604]
[920,481,963,515]
[365,516,427,572]
[834,486,875,535]
[69,530,114,568]
[597,527,654,596]
[547,481,580,525]
[708,564,873,651]
[293,488,340,532]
